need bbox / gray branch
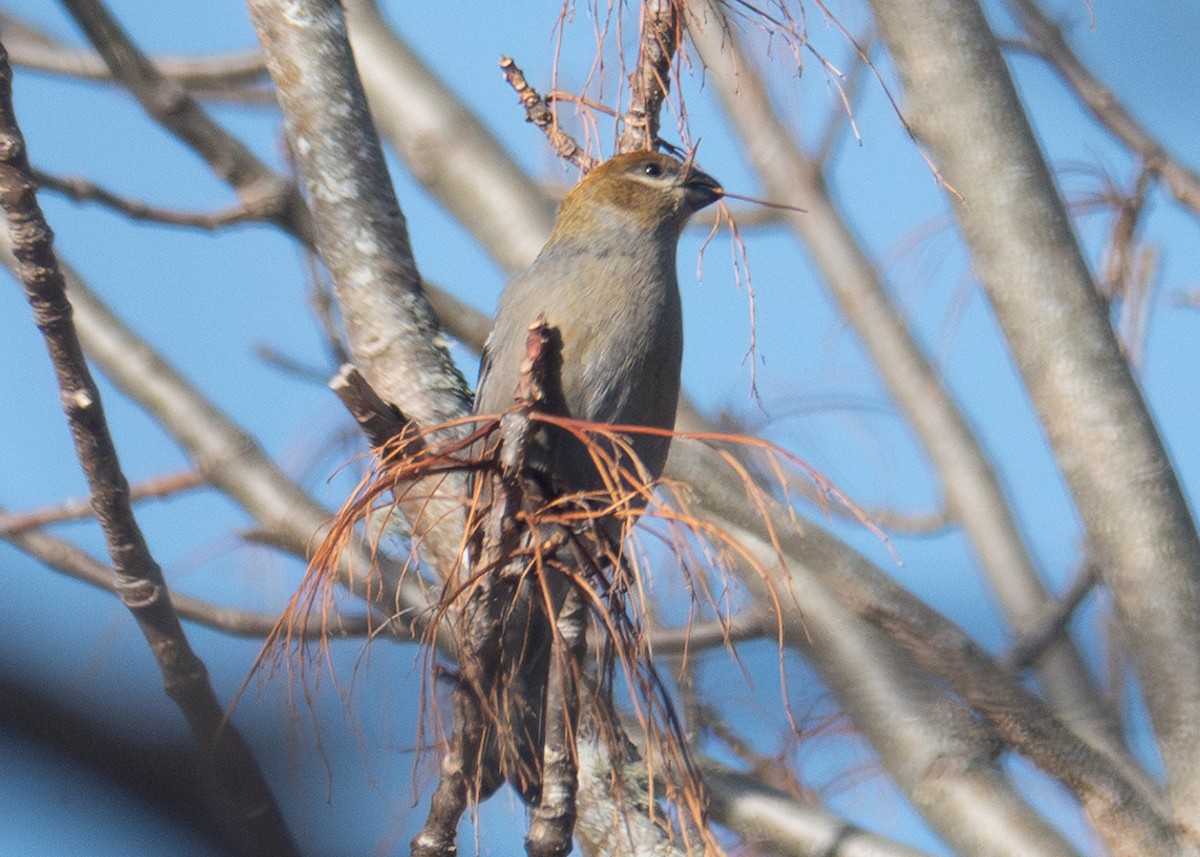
[0,43,297,854]
[703,762,938,857]
[867,0,1200,844]
[343,0,556,273]
[684,0,1123,764]
[0,233,440,649]
[668,437,1083,857]
[247,0,472,582]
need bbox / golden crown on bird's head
[551,151,723,237]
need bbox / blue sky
[2,1,1199,855]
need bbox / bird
[468,149,723,801]
[474,150,723,499]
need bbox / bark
[685,0,1126,765]
[0,40,297,857]
[669,437,1085,857]
[868,0,1200,844]
[247,0,472,581]
[343,0,556,273]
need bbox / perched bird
[470,150,723,800]
[474,150,723,497]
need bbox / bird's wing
[473,330,496,412]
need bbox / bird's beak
[682,168,724,211]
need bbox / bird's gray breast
[474,245,683,490]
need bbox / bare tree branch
[500,55,599,173]
[1006,561,1099,670]
[668,437,1086,857]
[329,364,409,452]
[684,0,1123,761]
[247,0,471,425]
[648,609,772,656]
[868,0,1200,844]
[4,518,376,639]
[247,0,472,585]
[32,168,268,229]
[0,235,440,650]
[616,0,680,153]
[59,0,309,238]
[1,10,267,90]
[0,41,298,856]
[332,8,1105,852]
[702,762,938,857]
[1007,0,1200,220]
[421,280,494,353]
[8,2,1193,855]
[0,469,205,533]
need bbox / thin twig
[1095,166,1157,366]
[649,610,772,655]
[59,0,310,239]
[1099,168,1152,302]
[1006,561,1099,670]
[252,343,331,384]
[1171,289,1200,310]
[298,237,351,369]
[1008,0,1200,220]
[4,517,377,638]
[329,364,409,452]
[813,32,874,165]
[698,704,811,801]
[32,168,267,229]
[0,469,206,534]
[500,55,599,172]
[421,278,495,351]
[1,10,268,90]
[702,760,940,857]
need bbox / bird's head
[548,151,723,245]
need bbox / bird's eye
[640,162,663,178]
